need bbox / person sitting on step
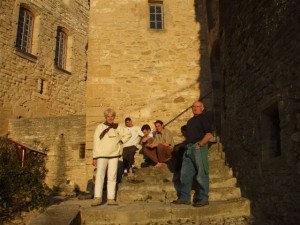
[122,117,144,176]
[139,124,155,168]
[144,120,174,168]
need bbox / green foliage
[0,137,49,219]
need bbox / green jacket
[186,143,209,175]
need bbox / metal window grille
[55,29,68,69]
[16,8,34,53]
[149,4,164,29]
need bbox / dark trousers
[122,145,138,171]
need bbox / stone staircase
[80,143,252,225]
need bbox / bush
[0,137,49,219]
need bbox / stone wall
[0,0,89,135]
[86,0,211,170]
[8,115,87,191]
[219,0,300,224]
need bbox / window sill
[15,48,37,63]
[54,65,72,75]
[148,28,167,33]
[32,92,49,100]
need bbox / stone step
[28,203,80,225]
[121,175,237,190]
[80,198,251,225]
[117,184,242,203]
[208,142,225,161]
[132,160,233,182]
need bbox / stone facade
[85,0,209,136]
[0,0,89,190]
[1,0,299,223]
[216,0,300,224]
[86,0,210,176]
[0,0,88,135]
[8,115,86,191]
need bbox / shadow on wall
[194,0,213,110]
[56,133,67,188]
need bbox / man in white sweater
[122,117,144,176]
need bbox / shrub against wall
[0,137,48,220]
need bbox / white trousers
[94,157,119,200]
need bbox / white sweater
[123,126,144,148]
[93,123,131,158]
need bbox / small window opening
[261,102,282,160]
[79,143,85,159]
[37,78,44,94]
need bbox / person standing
[172,100,213,207]
[144,120,174,168]
[91,108,131,206]
[122,117,144,176]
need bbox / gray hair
[104,108,116,117]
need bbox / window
[16,8,34,53]
[261,101,282,160]
[55,28,68,69]
[79,143,85,159]
[149,2,164,29]
[37,78,44,94]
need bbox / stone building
[209,0,300,224]
[0,0,89,189]
[1,0,299,224]
[85,0,212,177]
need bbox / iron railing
[6,138,47,167]
[164,90,213,127]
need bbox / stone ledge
[28,204,80,225]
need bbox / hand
[92,159,97,167]
[147,143,158,148]
[195,142,202,150]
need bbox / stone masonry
[0,0,88,135]
[86,0,206,156]
[0,0,89,191]
[1,0,299,224]
[8,115,86,190]
[218,0,300,224]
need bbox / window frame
[16,7,34,53]
[55,28,68,70]
[149,2,164,30]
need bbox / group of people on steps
[90,100,213,207]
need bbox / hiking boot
[107,199,118,205]
[193,200,209,207]
[91,197,102,207]
[172,199,190,205]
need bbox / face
[125,120,133,127]
[142,129,151,136]
[154,123,164,133]
[105,114,115,124]
[191,101,204,116]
